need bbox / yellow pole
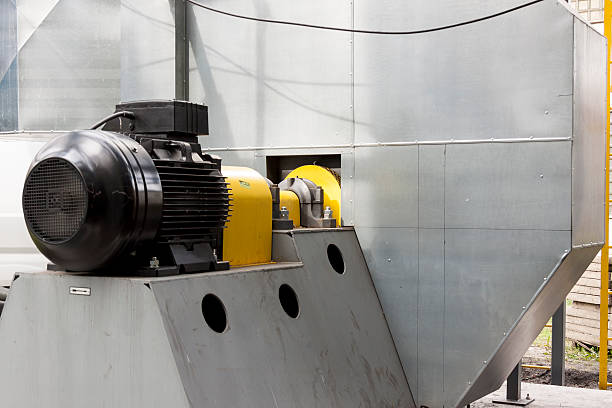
[600,0,612,391]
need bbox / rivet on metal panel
[522,306,526,310]
[545,110,550,115]
[386,258,392,263]
[483,361,487,364]
[539,174,544,179]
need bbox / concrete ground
[471,381,612,407]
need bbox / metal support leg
[507,363,522,401]
[551,300,566,386]
[492,361,534,406]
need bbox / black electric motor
[22,101,230,275]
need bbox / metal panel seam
[416,144,420,403]
[443,144,447,402]
[203,137,573,151]
[571,15,575,247]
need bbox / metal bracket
[492,362,534,406]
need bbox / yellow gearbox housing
[222,166,272,266]
[285,165,341,226]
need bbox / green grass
[531,321,612,363]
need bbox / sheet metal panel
[187,0,353,149]
[120,0,180,101]
[419,146,445,229]
[151,229,415,407]
[353,0,573,143]
[444,229,570,405]
[164,2,604,407]
[340,150,355,226]
[356,226,419,400]
[458,244,600,406]
[417,228,445,408]
[0,0,18,131]
[0,230,414,407]
[0,273,189,407]
[353,146,418,228]
[445,141,572,230]
[571,19,607,246]
[17,0,120,130]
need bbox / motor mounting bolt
[323,206,333,219]
[150,256,159,268]
[280,206,289,219]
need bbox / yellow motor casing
[285,165,341,226]
[222,166,272,266]
[279,190,300,227]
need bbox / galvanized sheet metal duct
[184,1,606,406]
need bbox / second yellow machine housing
[223,164,341,267]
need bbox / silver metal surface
[444,229,570,406]
[417,228,445,408]
[271,230,300,262]
[0,0,18,131]
[356,226,419,398]
[419,146,445,229]
[571,18,607,246]
[353,0,573,144]
[457,244,600,407]
[551,301,566,386]
[187,0,353,149]
[0,229,415,407]
[121,0,185,101]
[178,1,607,407]
[0,273,189,407]
[354,146,419,228]
[444,141,571,230]
[17,0,120,130]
